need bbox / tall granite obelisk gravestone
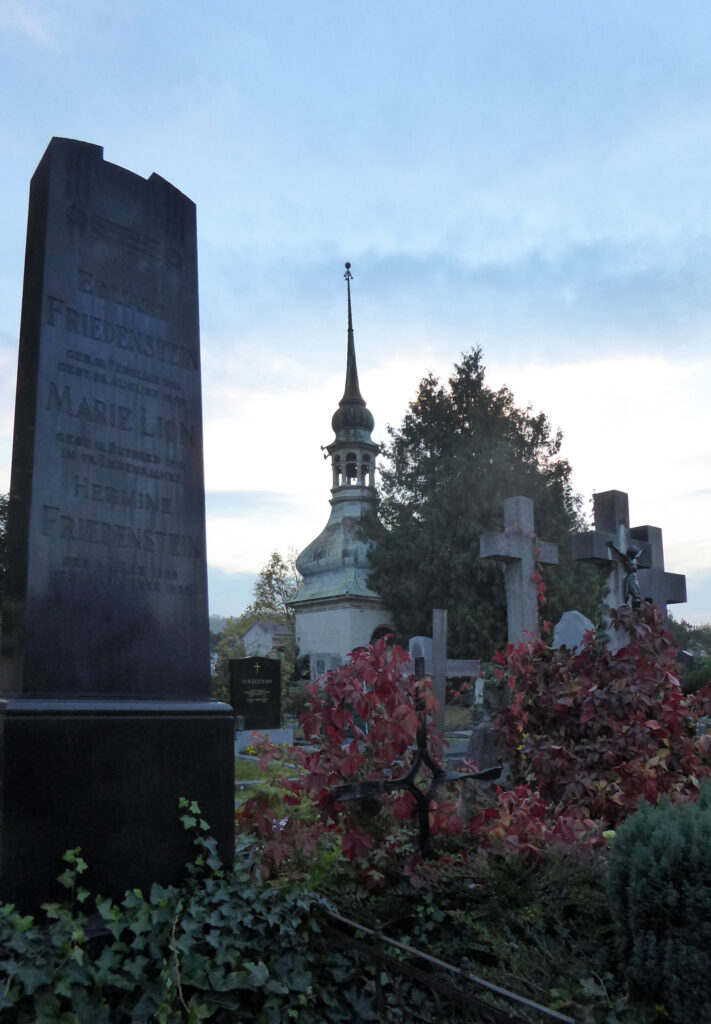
[0,138,234,907]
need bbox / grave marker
[552,610,595,653]
[572,491,686,617]
[0,138,234,906]
[571,491,651,610]
[310,652,342,682]
[479,495,558,643]
[432,609,447,736]
[630,525,687,618]
[408,635,478,681]
[229,656,282,731]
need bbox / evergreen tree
[368,348,602,658]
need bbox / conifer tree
[368,348,601,657]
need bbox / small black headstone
[229,657,281,730]
[0,139,234,907]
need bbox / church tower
[291,264,392,678]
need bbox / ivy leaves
[0,814,363,1023]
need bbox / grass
[234,757,264,782]
[444,703,474,731]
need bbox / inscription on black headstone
[1,138,209,698]
[229,657,281,730]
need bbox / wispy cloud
[206,490,297,518]
[0,1,58,47]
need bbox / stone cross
[432,609,447,738]
[572,491,686,617]
[479,496,559,644]
[630,525,687,619]
[571,491,650,610]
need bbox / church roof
[331,263,375,440]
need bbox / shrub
[498,602,711,826]
[236,639,463,887]
[468,785,605,860]
[607,784,711,1022]
[283,682,311,719]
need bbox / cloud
[206,490,298,519]
[0,1,58,47]
[207,565,256,619]
[677,568,711,627]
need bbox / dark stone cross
[572,490,686,617]
[630,524,687,619]
[479,496,559,644]
[572,491,650,610]
[330,718,501,858]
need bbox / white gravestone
[553,610,595,653]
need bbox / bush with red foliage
[235,639,453,883]
[468,785,604,860]
[237,607,711,883]
[496,601,711,827]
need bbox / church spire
[331,262,374,440]
[342,262,365,405]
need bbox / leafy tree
[667,615,711,656]
[368,348,602,658]
[251,549,300,627]
[666,616,711,693]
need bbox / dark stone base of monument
[0,699,235,910]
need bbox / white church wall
[295,601,391,666]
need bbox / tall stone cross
[480,496,559,644]
[571,491,647,610]
[571,490,686,618]
[629,525,687,619]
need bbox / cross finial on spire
[344,262,353,337]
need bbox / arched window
[345,451,357,482]
[370,624,394,645]
[332,453,342,487]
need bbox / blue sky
[1,1,710,623]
